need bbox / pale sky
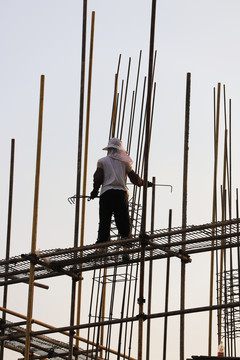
[1,0,240,358]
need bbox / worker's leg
[113,190,130,239]
[97,191,113,243]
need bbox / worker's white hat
[103,138,127,152]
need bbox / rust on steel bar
[180,72,191,360]
[138,0,156,359]
[209,82,221,356]
[163,209,172,360]
[76,11,95,352]
[146,177,155,360]
[1,139,15,360]
[24,74,45,360]
[69,0,87,358]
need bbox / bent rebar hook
[67,195,99,205]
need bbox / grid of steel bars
[1,1,240,359]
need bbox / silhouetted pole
[180,72,191,360]
[163,208,172,360]
[146,177,155,360]
[209,82,221,356]
[111,74,119,138]
[24,75,45,360]
[75,10,95,355]
[69,0,87,358]
[138,0,156,359]
[1,139,15,359]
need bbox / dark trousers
[97,189,130,243]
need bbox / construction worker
[90,137,152,245]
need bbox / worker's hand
[90,189,99,199]
[147,181,153,188]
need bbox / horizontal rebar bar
[3,301,240,342]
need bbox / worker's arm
[128,170,143,186]
[128,170,153,187]
[90,167,104,199]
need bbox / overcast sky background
[1,0,240,358]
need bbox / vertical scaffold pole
[24,74,45,360]
[180,72,191,360]
[138,1,156,359]
[69,0,87,358]
[163,208,172,360]
[146,177,155,360]
[1,139,15,359]
[209,83,221,356]
[75,11,95,354]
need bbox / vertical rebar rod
[219,130,228,348]
[100,267,107,358]
[24,74,45,360]
[127,50,142,155]
[163,209,172,360]
[229,99,232,217]
[1,139,15,360]
[236,188,240,350]
[227,98,236,356]
[131,52,156,232]
[128,263,139,359]
[117,265,129,359]
[209,82,221,356]
[91,269,102,360]
[138,1,156,359]
[123,263,135,358]
[127,91,135,153]
[110,73,119,138]
[105,266,117,360]
[130,77,147,228]
[116,80,124,138]
[109,56,121,139]
[95,272,106,359]
[69,0,87,358]
[86,269,97,357]
[120,58,131,140]
[180,72,191,360]
[146,177,155,360]
[76,12,95,351]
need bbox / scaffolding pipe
[76,11,95,352]
[146,177,155,360]
[100,267,107,358]
[163,209,172,360]
[5,301,238,340]
[24,74,45,360]
[69,0,87,358]
[219,129,228,344]
[138,1,156,359]
[209,82,221,356]
[180,72,191,360]
[1,138,15,360]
